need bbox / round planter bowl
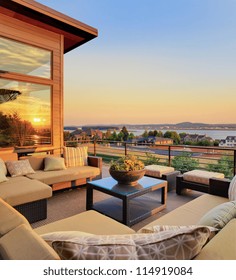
[109,168,146,186]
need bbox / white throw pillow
[52,226,212,260]
[5,159,35,177]
[228,175,236,201]
[0,158,7,176]
[0,169,8,183]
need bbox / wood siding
[0,12,64,152]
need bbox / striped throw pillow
[63,146,88,167]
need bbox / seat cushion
[139,194,228,231]
[26,166,100,185]
[195,219,236,260]
[0,198,30,237]
[34,210,135,235]
[0,176,52,206]
[0,224,60,260]
[183,170,225,185]
[145,165,175,177]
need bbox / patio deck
[31,164,202,231]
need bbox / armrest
[209,177,231,198]
[88,156,102,170]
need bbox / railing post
[168,146,171,166]
[93,140,96,156]
[234,150,236,176]
[125,142,127,156]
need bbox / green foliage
[144,152,160,165]
[171,152,199,173]
[207,155,234,178]
[164,131,181,144]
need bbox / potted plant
[109,155,145,185]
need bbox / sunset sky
[37,0,236,125]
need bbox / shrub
[171,152,199,173]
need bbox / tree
[8,112,35,146]
[171,152,199,173]
[164,131,181,144]
[121,126,129,141]
[142,130,148,138]
[207,155,234,178]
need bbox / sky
[37,0,236,126]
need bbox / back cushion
[0,198,30,237]
[0,224,60,260]
[63,146,88,167]
[23,156,45,171]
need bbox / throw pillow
[0,169,8,183]
[63,146,88,167]
[41,231,94,246]
[228,175,236,201]
[52,226,211,260]
[198,201,236,230]
[44,157,66,171]
[5,159,35,177]
[0,158,7,176]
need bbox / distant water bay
[65,128,236,140]
[129,129,236,140]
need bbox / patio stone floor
[32,164,202,231]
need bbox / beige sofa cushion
[34,210,135,235]
[23,155,45,170]
[145,165,175,177]
[0,198,30,237]
[0,224,60,260]
[183,170,224,185]
[26,166,100,185]
[195,219,236,260]
[139,194,228,231]
[0,176,52,206]
[52,226,211,260]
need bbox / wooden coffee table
[86,176,167,226]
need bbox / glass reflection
[0,37,51,79]
[0,78,51,147]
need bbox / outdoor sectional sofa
[0,176,235,260]
[0,148,102,223]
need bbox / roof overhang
[0,0,98,53]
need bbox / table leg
[161,184,167,205]
[86,185,93,210]
[122,197,130,226]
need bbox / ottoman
[176,169,225,195]
[145,165,180,191]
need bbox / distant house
[182,134,213,143]
[71,128,103,140]
[137,136,173,145]
[219,136,236,147]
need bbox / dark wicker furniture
[176,174,230,197]
[86,176,167,226]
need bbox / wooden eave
[0,0,98,53]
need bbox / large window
[0,36,52,148]
[0,36,51,79]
